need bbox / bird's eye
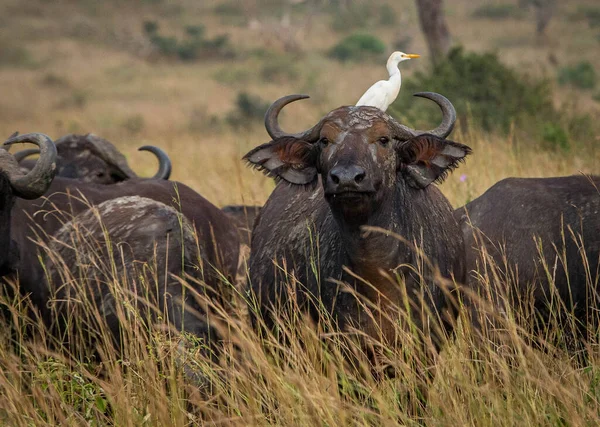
[378,136,390,147]
[320,137,330,146]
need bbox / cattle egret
[355,51,420,112]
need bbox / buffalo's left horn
[392,92,457,139]
[138,146,172,180]
[3,133,57,199]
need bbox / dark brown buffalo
[44,196,227,359]
[221,204,262,247]
[9,143,240,328]
[455,175,600,342]
[13,133,171,183]
[245,93,471,371]
[0,133,57,277]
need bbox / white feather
[355,51,419,112]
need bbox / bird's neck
[386,60,401,78]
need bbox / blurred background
[0,0,598,207]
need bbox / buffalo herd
[0,92,598,387]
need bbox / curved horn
[13,148,40,163]
[264,94,323,141]
[138,146,172,180]
[2,133,57,199]
[392,92,456,139]
[412,92,456,138]
[82,134,137,179]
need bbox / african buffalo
[455,175,600,343]
[13,133,171,183]
[245,93,471,373]
[9,135,240,331]
[0,133,57,277]
[221,204,262,247]
[44,195,227,358]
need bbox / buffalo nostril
[354,171,365,184]
[331,173,340,184]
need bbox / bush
[541,122,569,152]
[388,47,598,152]
[226,92,270,129]
[558,61,596,90]
[143,20,158,35]
[41,73,70,88]
[0,41,36,68]
[143,22,233,61]
[472,3,524,20]
[570,6,600,28]
[390,47,554,135]
[328,33,386,62]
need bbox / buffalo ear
[397,134,472,189]
[243,137,318,185]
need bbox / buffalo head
[244,93,471,226]
[12,133,171,184]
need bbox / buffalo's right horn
[138,146,172,180]
[2,133,57,199]
[264,94,325,142]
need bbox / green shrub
[540,122,569,152]
[390,47,554,134]
[150,34,178,56]
[328,33,386,62]
[388,47,598,152]
[569,6,600,28]
[40,73,70,88]
[0,41,36,68]
[558,61,596,90]
[143,22,233,61]
[143,20,158,35]
[185,25,205,38]
[226,92,270,129]
[472,3,524,20]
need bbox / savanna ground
[1,0,600,425]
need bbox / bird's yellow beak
[403,53,420,59]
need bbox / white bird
[355,51,420,112]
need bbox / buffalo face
[245,94,471,226]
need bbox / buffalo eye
[96,172,105,178]
[377,136,390,147]
[319,137,330,146]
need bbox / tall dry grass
[1,171,600,425]
[0,0,599,424]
